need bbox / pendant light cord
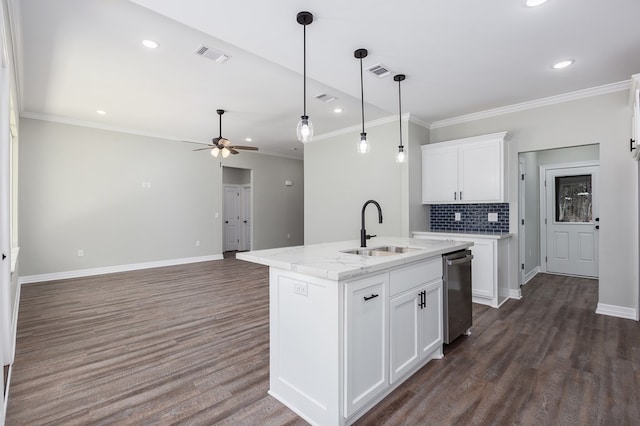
[398,79,403,147]
[303,24,307,117]
[359,58,365,134]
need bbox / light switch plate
[454,212,461,221]
[488,212,498,222]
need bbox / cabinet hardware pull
[631,138,636,152]
[363,294,379,301]
[418,290,426,309]
[460,191,463,200]
[454,192,457,200]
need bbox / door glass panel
[555,174,592,223]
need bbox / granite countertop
[413,231,512,240]
[235,236,472,281]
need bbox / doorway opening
[518,144,600,284]
[222,167,252,253]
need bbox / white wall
[431,90,637,315]
[304,117,428,245]
[18,118,304,277]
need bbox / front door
[545,165,599,277]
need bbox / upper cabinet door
[459,139,503,202]
[422,132,509,204]
[421,145,458,203]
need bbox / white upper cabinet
[422,132,510,204]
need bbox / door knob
[225,220,229,224]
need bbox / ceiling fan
[192,109,258,157]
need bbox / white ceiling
[15,0,640,159]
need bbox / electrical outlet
[77,249,84,257]
[488,212,498,222]
[287,233,291,239]
[454,212,461,221]
[195,240,200,247]
[293,282,308,296]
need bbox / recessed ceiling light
[96,109,107,115]
[142,39,159,49]
[552,59,574,69]
[333,107,343,113]
[525,0,549,7]
[245,138,252,142]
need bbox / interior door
[545,165,599,277]
[223,185,240,252]
[241,185,252,251]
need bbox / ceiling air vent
[367,63,391,78]
[314,92,337,103]
[193,44,231,64]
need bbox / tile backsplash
[430,203,509,233]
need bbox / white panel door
[545,166,599,277]
[223,185,240,251]
[422,145,458,203]
[459,139,501,202]
[241,185,252,251]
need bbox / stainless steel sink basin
[341,245,420,256]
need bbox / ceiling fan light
[211,147,220,157]
[297,115,313,143]
[357,133,370,154]
[221,147,231,158]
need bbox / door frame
[518,157,525,285]
[539,160,599,275]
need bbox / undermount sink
[341,245,420,257]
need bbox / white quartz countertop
[236,237,472,281]
[413,231,512,240]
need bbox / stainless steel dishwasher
[442,249,473,344]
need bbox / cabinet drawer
[390,258,442,297]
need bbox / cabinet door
[422,145,458,203]
[420,281,443,358]
[459,139,502,202]
[344,273,388,417]
[389,290,420,384]
[470,240,495,299]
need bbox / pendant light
[355,48,370,154]
[296,11,313,143]
[394,74,407,163]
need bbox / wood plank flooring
[6,259,640,425]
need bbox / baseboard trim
[595,303,637,321]
[18,255,224,285]
[523,267,540,285]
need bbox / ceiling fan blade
[182,140,211,146]
[229,145,259,151]
[229,148,240,155]
[193,147,214,151]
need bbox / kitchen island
[236,237,472,426]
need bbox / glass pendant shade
[357,133,370,154]
[394,73,407,164]
[297,115,313,143]
[221,147,231,158]
[396,146,406,163]
[211,147,220,157]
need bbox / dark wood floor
[6,258,640,425]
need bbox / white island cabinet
[237,237,471,426]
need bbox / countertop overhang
[236,237,472,281]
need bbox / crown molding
[431,80,631,129]
[20,112,304,160]
[314,112,429,141]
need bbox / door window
[554,174,592,223]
